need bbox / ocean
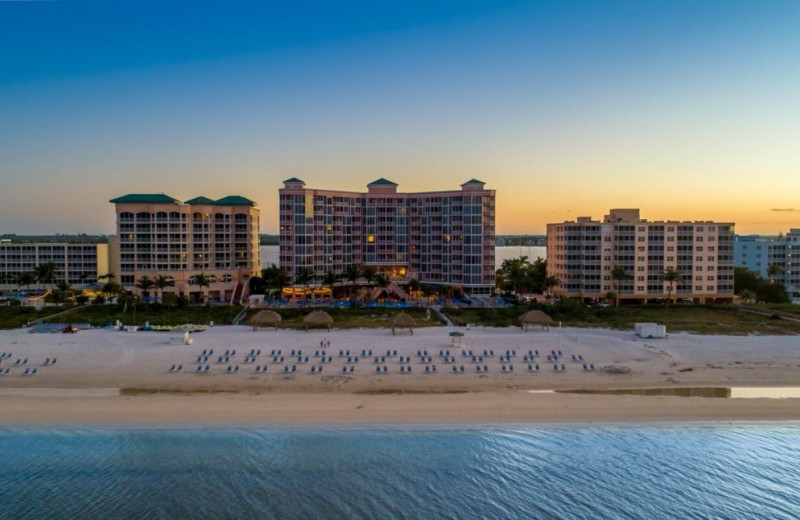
[2,425,799,519]
[260,245,547,270]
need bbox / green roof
[283,177,305,184]
[461,179,485,185]
[214,195,256,206]
[185,196,216,205]
[109,194,181,204]
[367,178,398,186]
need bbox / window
[696,256,703,262]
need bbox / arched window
[136,212,151,220]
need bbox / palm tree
[34,262,56,293]
[662,268,681,306]
[362,266,377,288]
[190,273,211,303]
[294,267,314,299]
[55,281,74,303]
[610,265,631,307]
[344,264,362,308]
[322,270,339,300]
[153,274,175,303]
[374,274,390,300]
[102,281,123,301]
[407,278,421,301]
[767,264,784,284]
[135,276,155,301]
[261,264,290,300]
[18,271,36,291]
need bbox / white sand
[0,325,799,424]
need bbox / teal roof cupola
[109,194,182,204]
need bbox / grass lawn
[445,304,800,335]
[246,307,445,330]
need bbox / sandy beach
[1,325,799,425]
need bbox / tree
[361,266,377,288]
[248,276,268,295]
[294,267,314,298]
[344,264,362,308]
[738,289,756,304]
[734,267,790,304]
[55,281,74,303]
[190,273,211,303]
[18,271,36,291]
[662,268,682,306]
[407,278,421,301]
[261,264,290,300]
[153,274,175,303]
[102,281,123,301]
[610,265,632,307]
[767,264,784,284]
[322,270,339,299]
[34,262,56,292]
[135,276,155,301]
[374,274,390,299]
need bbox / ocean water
[2,425,799,519]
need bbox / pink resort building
[109,194,261,303]
[279,178,496,295]
[547,209,735,304]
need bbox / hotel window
[707,276,715,281]
[696,246,703,251]
[696,256,703,262]
[637,276,645,281]
[667,256,674,261]
[695,285,703,291]
[637,266,645,272]
[667,227,675,232]
[696,266,703,271]
[707,286,715,291]
[667,237,674,242]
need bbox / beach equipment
[349,365,354,373]
[518,310,552,331]
[450,331,464,347]
[249,310,282,330]
[432,365,437,373]
[460,365,465,372]
[303,310,334,331]
[383,366,388,373]
[561,364,566,371]
[391,312,416,335]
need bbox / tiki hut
[303,310,334,331]
[518,310,552,331]
[249,310,282,330]
[449,330,464,347]
[391,312,416,335]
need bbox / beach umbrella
[391,312,416,335]
[449,330,464,347]
[518,310,552,331]
[249,310,282,330]
[303,310,334,331]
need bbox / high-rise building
[279,178,495,294]
[109,194,261,302]
[735,230,800,302]
[547,209,735,303]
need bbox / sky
[1,0,799,235]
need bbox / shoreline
[2,391,800,426]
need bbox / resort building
[547,209,735,303]
[279,178,496,295]
[735,231,800,302]
[108,194,261,302]
[0,241,108,292]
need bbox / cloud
[770,208,799,212]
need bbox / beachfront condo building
[279,178,496,295]
[0,242,109,292]
[547,209,735,303]
[735,231,800,303]
[109,194,261,302]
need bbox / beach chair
[439,350,444,357]
[361,349,366,357]
[349,365,354,373]
[30,368,37,375]
[196,365,203,373]
[225,349,230,356]
[509,365,514,372]
[291,350,296,356]
[590,363,595,371]
[572,355,577,361]
[209,349,214,355]
[280,356,285,363]
[256,366,262,373]
[297,350,302,356]
[417,349,422,357]
[318,366,323,373]
[561,364,566,371]
[400,366,405,373]
[393,350,397,356]
[407,366,412,373]
[353,356,358,363]
[383,366,388,373]
[446,350,450,356]
[375,366,381,373]
[528,364,533,371]
[578,355,584,361]
[432,365,437,373]
[535,364,539,371]
[476,365,481,373]
[234,366,239,372]
[204,365,210,373]
[461,350,467,357]
[368,350,373,356]
[284,366,289,373]
[256,350,261,356]
[277,350,281,355]
[345,350,350,356]
[557,350,563,357]
[217,356,224,364]
[460,365,465,373]
[271,349,276,356]
[387,349,392,357]
[501,364,506,372]
[339,350,344,357]
[292,365,297,373]
[553,364,560,372]
[315,350,320,357]
[426,366,430,373]
[177,365,183,372]
[169,364,176,372]
[226,366,232,373]
[512,350,516,356]
[311,366,316,374]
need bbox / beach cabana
[303,310,333,331]
[249,310,282,330]
[391,312,416,335]
[449,330,464,347]
[518,310,552,331]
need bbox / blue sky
[2,0,799,234]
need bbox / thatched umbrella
[391,312,416,335]
[518,310,552,331]
[249,310,282,330]
[303,310,333,331]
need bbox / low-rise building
[0,242,108,291]
[547,209,735,303]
